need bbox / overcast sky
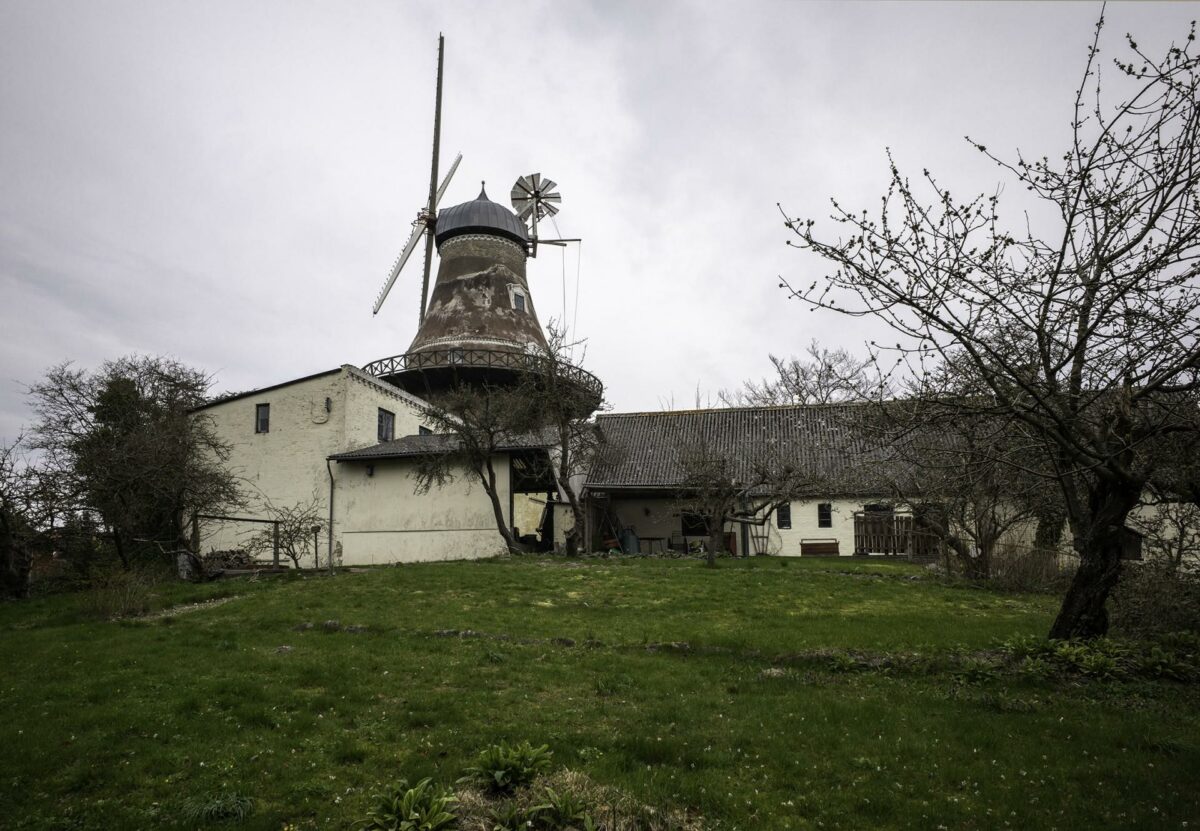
[0,1,1194,440]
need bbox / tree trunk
[111,529,130,570]
[0,514,32,600]
[1034,505,1067,552]
[706,512,724,568]
[1048,481,1141,639]
[480,459,520,553]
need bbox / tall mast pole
[419,34,445,325]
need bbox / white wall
[604,494,890,556]
[333,454,512,564]
[195,365,430,560]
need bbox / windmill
[372,34,462,323]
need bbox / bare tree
[781,15,1200,638]
[675,433,823,567]
[413,385,532,553]
[721,341,881,407]
[870,398,1060,580]
[244,496,324,570]
[1128,499,1200,572]
[508,323,606,556]
[0,437,38,598]
[27,356,242,571]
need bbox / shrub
[989,543,1075,593]
[1112,562,1200,637]
[83,568,155,619]
[180,792,254,823]
[358,778,457,831]
[462,741,553,795]
[1136,645,1195,681]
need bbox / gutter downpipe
[326,459,336,576]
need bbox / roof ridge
[597,400,875,419]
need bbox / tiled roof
[329,429,554,462]
[587,403,897,495]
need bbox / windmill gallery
[191,37,948,568]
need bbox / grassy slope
[0,558,1196,830]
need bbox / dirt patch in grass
[141,594,241,620]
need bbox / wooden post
[312,526,320,571]
[272,521,280,567]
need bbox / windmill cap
[435,186,528,248]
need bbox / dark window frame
[418,425,432,436]
[514,292,526,313]
[378,408,395,443]
[777,502,792,530]
[817,502,832,528]
[255,403,270,434]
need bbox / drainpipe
[326,459,336,575]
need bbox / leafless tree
[867,397,1061,580]
[27,356,242,571]
[675,433,825,567]
[721,341,882,407]
[1128,499,1200,572]
[508,323,606,556]
[781,14,1200,638]
[245,496,324,570]
[413,384,532,553]
[0,437,39,598]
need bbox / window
[255,403,270,434]
[514,292,526,312]
[681,512,708,537]
[777,502,792,529]
[818,502,832,528]
[377,408,395,443]
[418,425,432,435]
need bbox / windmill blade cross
[435,153,462,205]
[372,152,462,316]
[373,223,425,315]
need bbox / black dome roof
[435,184,529,247]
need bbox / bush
[83,568,155,619]
[1112,562,1200,637]
[358,778,457,831]
[989,544,1075,593]
[462,741,553,795]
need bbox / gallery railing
[363,347,603,401]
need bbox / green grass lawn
[1,557,1196,830]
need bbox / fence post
[273,521,280,567]
[312,526,320,571]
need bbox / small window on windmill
[513,291,526,313]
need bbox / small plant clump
[461,741,553,795]
[180,792,255,823]
[358,778,458,831]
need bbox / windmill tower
[363,36,600,412]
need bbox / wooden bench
[800,539,840,557]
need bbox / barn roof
[329,429,554,462]
[587,402,898,495]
